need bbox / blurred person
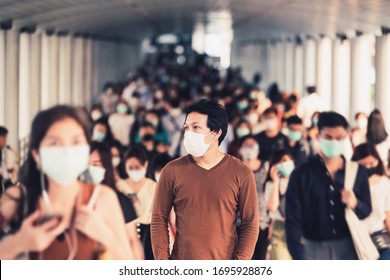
[255,107,288,162]
[297,86,328,128]
[352,143,390,260]
[285,116,311,167]
[151,100,259,260]
[99,82,119,114]
[286,112,371,260]
[116,145,157,260]
[108,100,135,147]
[227,119,252,158]
[367,109,390,171]
[145,110,170,146]
[89,105,104,122]
[283,94,299,119]
[264,150,294,260]
[129,106,147,145]
[239,135,270,260]
[91,118,113,143]
[0,126,10,187]
[245,107,264,135]
[18,105,134,259]
[350,112,368,148]
[307,111,321,155]
[88,141,144,260]
[109,140,127,181]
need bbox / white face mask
[127,168,146,182]
[357,118,368,130]
[264,119,278,130]
[88,165,106,185]
[112,157,121,168]
[155,172,161,182]
[183,131,215,158]
[39,145,90,186]
[247,113,259,125]
[240,145,260,161]
[91,111,102,121]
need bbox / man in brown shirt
[151,100,259,260]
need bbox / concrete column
[316,37,332,110]
[293,43,304,95]
[375,34,390,131]
[58,35,72,104]
[0,30,5,125]
[84,38,93,108]
[350,35,373,119]
[72,37,84,106]
[4,30,19,154]
[285,41,294,93]
[30,32,41,121]
[259,43,268,88]
[276,41,285,90]
[49,35,59,105]
[40,33,50,109]
[332,39,351,119]
[303,39,317,95]
[18,33,31,140]
[267,42,278,86]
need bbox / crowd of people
[0,58,389,260]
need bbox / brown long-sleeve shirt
[151,154,259,260]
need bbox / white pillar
[350,35,373,120]
[375,34,390,131]
[293,43,304,95]
[267,42,278,86]
[40,33,50,109]
[30,32,41,121]
[259,43,268,88]
[0,30,5,125]
[84,38,93,108]
[276,41,285,90]
[316,37,332,110]
[332,39,351,119]
[303,39,317,94]
[285,41,294,93]
[58,35,73,104]
[72,37,84,106]
[18,33,31,140]
[49,35,59,105]
[4,30,19,153]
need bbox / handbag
[344,161,379,260]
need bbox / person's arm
[351,166,372,219]
[151,168,174,260]
[0,210,65,260]
[266,167,281,212]
[235,170,259,260]
[285,170,304,260]
[125,222,145,260]
[75,186,135,259]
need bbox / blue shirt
[285,155,372,260]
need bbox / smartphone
[34,214,62,226]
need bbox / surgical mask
[149,119,159,128]
[288,130,303,142]
[247,113,259,125]
[276,160,295,177]
[39,145,90,186]
[319,138,344,158]
[312,118,319,127]
[236,127,250,138]
[264,119,278,130]
[281,127,289,136]
[183,131,214,157]
[127,168,146,182]
[112,157,121,167]
[366,166,378,177]
[357,118,368,130]
[92,130,106,142]
[116,105,128,114]
[88,165,106,185]
[240,145,259,161]
[91,111,102,121]
[237,102,249,111]
[155,172,161,182]
[142,134,155,142]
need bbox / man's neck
[192,146,225,170]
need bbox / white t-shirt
[297,93,329,128]
[363,176,390,234]
[375,138,390,169]
[108,113,135,146]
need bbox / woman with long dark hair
[18,105,133,259]
[88,141,144,259]
[264,150,294,260]
[352,143,390,260]
[367,109,390,171]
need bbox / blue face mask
[288,130,302,142]
[92,130,106,142]
[237,102,249,111]
[276,160,295,177]
[319,138,344,158]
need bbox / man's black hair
[0,126,8,136]
[287,115,303,126]
[263,106,278,117]
[317,111,349,131]
[307,86,316,95]
[185,99,228,145]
